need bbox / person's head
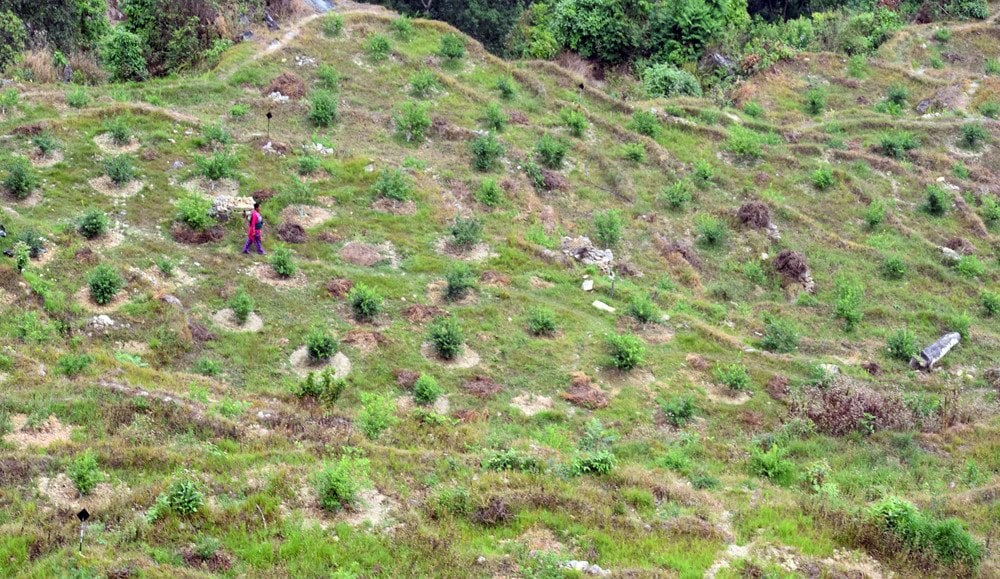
[253,201,260,211]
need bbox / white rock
[582,279,594,292]
[592,301,615,313]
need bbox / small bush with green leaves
[881,255,907,280]
[322,14,344,37]
[570,451,616,476]
[627,294,660,324]
[693,161,715,187]
[57,353,93,377]
[372,168,413,202]
[195,358,222,377]
[659,180,692,210]
[621,142,646,163]
[314,455,369,512]
[470,134,505,171]
[535,134,568,169]
[955,255,985,278]
[348,283,383,322]
[409,69,439,97]
[445,262,476,300]
[694,214,728,247]
[868,497,984,569]
[981,291,1000,316]
[804,87,826,115]
[316,64,339,91]
[660,396,696,427]
[834,274,865,331]
[430,486,472,518]
[104,154,135,186]
[607,333,645,371]
[32,132,58,157]
[176,194,214,230]
[438,33,465,60]
[13,241,29,272]
[760,315,799,353]
[933,28,951,42]
[475,178,504,208]
[68,450,103,495]
[987,57,1000,75]
[66,86,89,108]
[270,248,297,278]
[559,107,588,137]
[485,449,541,472]
[742,101,764,118]
[887,329,918,361]
[923,184,950,216]
[958,123,989,150]
[864,198,887,228]
[429,314,464,359]
[88,264,124,305]
[201,124,231,149]
[229,287,254,325]
[450,216,483,248]
[413,374,444,405]
[15,229,45,259]
[306,328,337,362]
[877,131,919,159]
[297,155,320,176]
[365,34,391,61]
[391,15,414,39]
[811,166,834,190]
[593,210,623,248]
[629,110,659,136]
[886,83,909,106]
[980,100,1000,119]
[527,307,556,336]
[749,444,795,485]
[714,363,751,391]
[195,151,238,181]
[953,162,971,179]
[482,102,507,132]
[357,392,398,440]
[295,368,346,403]
[105,117,132,146]
[979,196,999,225]
[3,158,38,199]
[308,90,338,128]
[230,103,250,118]
[78,210,108,239]
[165,479,204,516]
[395,100,431,143]
[642,64,701,97]
[725,126,769,161]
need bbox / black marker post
[77,508,90,552]
[266,110,273,141]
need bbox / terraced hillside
[1,3,998,577]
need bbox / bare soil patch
[280,205,333,228]
[248,262,308,289]
[561,373,610,409]
[29,149,63,168]
[480,270,511,286]
[341,329,387,355]
[434,237,492,262]
[4,188,43,207]
[420,342,480,369]
[344,488,398,530]
[37,473,123,513]
[75,285,129,313]
[4,414,73,448]
[372,198,417,215]
[403,304,447,323]
[86,229,125,250]
[89,176,145,198]
[212,308,263,333]
[463,375,504,398]
[181,177,240,197]
[510,393,553,417]
[426,280,477,306]
[171,223,225,244]
[93,133,140,154]
[326,278,354,298]
[277,221,307,243]
[263,72,306,99]
[520,527,565,555]
[289,346,352,378]
[529,276,555,289]
[341,241,385,267]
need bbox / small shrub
[295,368,346,403]
[347,283,383,322]
[105,117,131,146]
[714,363,751,391]
[372,168,413,201]
[165,479,204,516]
[934,28,951,42]
[629,110,659,136]
[475,178,504,208]
[470,134,505,171]
[877,131,919,159]
[979,100,1000,119]
[316,64,339,91]
[306,329,337,362]
[886,83,909,106]
[559,107,587,137]
[749,445,795,486]
[607,333,645,371]
[642,64,701,97]
[413,374,444,405]
[981,291,1000,316]
[527,307,556,336]
[104,154,135,186]
[485,449,541,472]
[391,15,414,39]
[864,198,887,228]
[693,161,714,187]
[743,101,764,118]
[357,392,397,440]
[621,142,646,163]
[68,450,103,495]
[834,274,865,331]
[923,184,950,216]
[760,315,799,353]
[535,134,568,169]
[3,158,37,199]
[570,451,616,476]
[229,288,254,325]
[322,14,344,37]
[593,210,624,248]
[953,162,971,179]
[78,210,108,239]
[409,69,439,97]
[13,241,29,272]
[659,180,692,210]
[445,262,476,299]
[958,123,989,150]
[725,126,770,161]
[868,497,984,569]
[803,87,826,115]
[955,255,985,278]
[365,34,391,61]
[495,76,517,99]
[196,151,238,181]
[438,33,465,60]
[66,86,89,108]
[430,487,472,517]
[627,294,660,324]
[483,102,507,132]
[88,264,124,305]
[887,329,918,361]
[694,214,728,247]
[450,216,483,248]
[297,155,320,176]
[270,248,296,278]
[176,194,214,230]
[987,57,1000,75]
[229,103,250,118]
[811,166,834,190]
[395,100,431,143]
[428,315,464,359]
[201,124,231,148]
[979,196,999,225]
[660,396,696,427]
[195,358,222,377]
[881,255,907,280]
[847,54,868,78]
[314,455,369,511]
[32,132,58,156]
[308,90,338,127]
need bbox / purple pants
[242,236,264,254]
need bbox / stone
[160,294,182,308]
[939,246,961,264]
[89,315,115,330]
[212,196,255,218]
[582,279,594,292]
[910,332,960,370]
[561,236,613,273]
[592,301,615,313]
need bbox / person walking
[242,201,265,255]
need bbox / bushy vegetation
[373,168,413,202]
[527,307,556,336]
[3,157,37,199]
[270,248,297,278]
[229,288,254,325]
[760,315,799,353]
[395,101,432,142]
[535,134,568,169]
[67,449,103,495]
[413,374,444,405]
[87,264,125,306]
[428,315,464,359]
[445,263,476,300]
[642,64,701,97]
[306,329,337,362]
[347,283,384,322]
[104,154,135,186]
[308,90,338,128]
[470,134,505,171]
[593,210,623,248]
[475,178,504,207]
[868,497,984,569]
[713,363,751,391]
[175,194,214,230]
[606,333,645,371]
[78,210,109,239]
[559,107,588,137]
[314,455,369,512]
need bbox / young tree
[0,10,27,72]
[101,26,148,81]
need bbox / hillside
[1,3,999,577]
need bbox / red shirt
[248,210,261,238]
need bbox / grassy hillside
[0,4,998,577]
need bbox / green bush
[950,0,989,19]
[958,123,989,150]
[760,315,799,353]
[886,83,909,106]
[196,152,238,181]
[87,264,124,306]
[229,287,254,325]
[395,100,431,143]
[527,307,556,336]
[306,329,337,362]
[297,155,320,176]
[742,101,764,118]
[749,445,795,486]
[450,216,483,248]
[347,283,384,322]
[322,14,344,37]
[475,178,504,208]
[195,358,222,377]
[713,363,751,391]
[68,450,103,495]
[105,117,132,146]
[229,103,250,118]
[864,198,887,228]
[621,142,646,163]
[660,396,695,427]
[316,64,340,91]
[485,449,541,473]
[308,90,338,128]
[881,255,907,280]
[445,263,476,300]
[3,158,37,199]
[410,69,439,97]
[535,134,568,169]
[483,102,507,132]
[868,497,984,569]
[101,26,147,82]
[13,241,29,272]
[834,274,865,331]
[391,15,414,39]
[470,134,505,171]
[78,210,108,239]
[955,255,985,278]
[923,185,950,216]
[629,110,659,136]
[314,455,369,511]
[494,76,517,99]
[570,451,616,476]
[430,486,472,517]
[979,100,1000,119]
[725,126,771,161]
[607,333,645,371]
[175,194,214,230]
[57,353,93,377]
[987,57,1000,75]
[933,28,951,42]
[877,131,919,159]
[429,315,464,359]
[295,368,346,403]
[201,124,231,148]
[66,86,90,108]
[887,329,918,361]
[0,10,26,73]
[357,392,398,440]
[693,161,714,187]
[694,214,727,247]
[438,33,466,60]
[803,87,826,115]
[32,132,58,157]
[593,210,623,248]
[413,374,444,405]
[165,479,204,516]
[627,294,660,324]
[642,64,701,97]
[104,154,135,186]
[372,168,413,201]
[270,248,297,278]
[560,107,588,137]
[659,180,692,210]
[979,196,999,225]
[365,34,391,61]
[811,166,834,190]
[981,291,1000,316]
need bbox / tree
[550,0,643,64]
[0,10,26,72]
[101,26,147,81]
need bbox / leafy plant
[87,264,124,305]
[527,307,556,336]
[641,64,701,97]
[981,291,1000,316]
[57,353,93,377]
[694,214,727,247]
[68,450,103,495]
[627,294,660,324]
[881,255,907,280]
[196,151,238,181]
[621,142,646,163]
[760,315,799,353]
[164,479,204,516]
[475,178,504,208]
[804,87,826,115]
[864,198,887,228]
[570,451,616,476]
[535,134,568,169]
[297,155,320,176]
[958,123,989,150]
[316,64,340,91]
[306,328,337,362]
[347,283,383,322]
[438,33,466,60]
[987,57,1000,75]
[560,107,588,137]
[357,392,398,440]
[629,110,659,136]
[295,368,346,403]
[955,255,985,278]
[196,358,222,377]
[607,333,645,371]
[66,86,89,108]
[104,154,135,186]
[410,69,439,97]
[105,117,132,146]
[450,216,483,248]
[175,194,214,230]
[659,180,692,210]
[365,34,391,61]
[886,83,909,106]
[78,210,109,239]
[372,168,413,202]
[494,75,516,99]
[811,166,834,190]
[395,100,431,143]
[445,263,476,300]
[391,15,414,39]
[877,131,919,159]
[742,101,764,118]
[3,157,38,199]
[834,274,865,331]
[593,210,623,248]
[322,14,344,37]
[229,287,254,325]
[749,445,795,485]
[887,329,918,361]
[693,161,714,187]
[470,134,505,171]
[413,374,444,405]
[660,396,696,427]
[308,90,338,127]
[725,126,771,161]
[485,449,541,473]
[483,102,507,132]
[13,241,29,272]
[980,196,1000,225]
[428,315,464,359]
[32,132,58,157]
[714,363,751,391]
[270,248,297,278]
[923,184,950,216]
[314,455,369,511]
